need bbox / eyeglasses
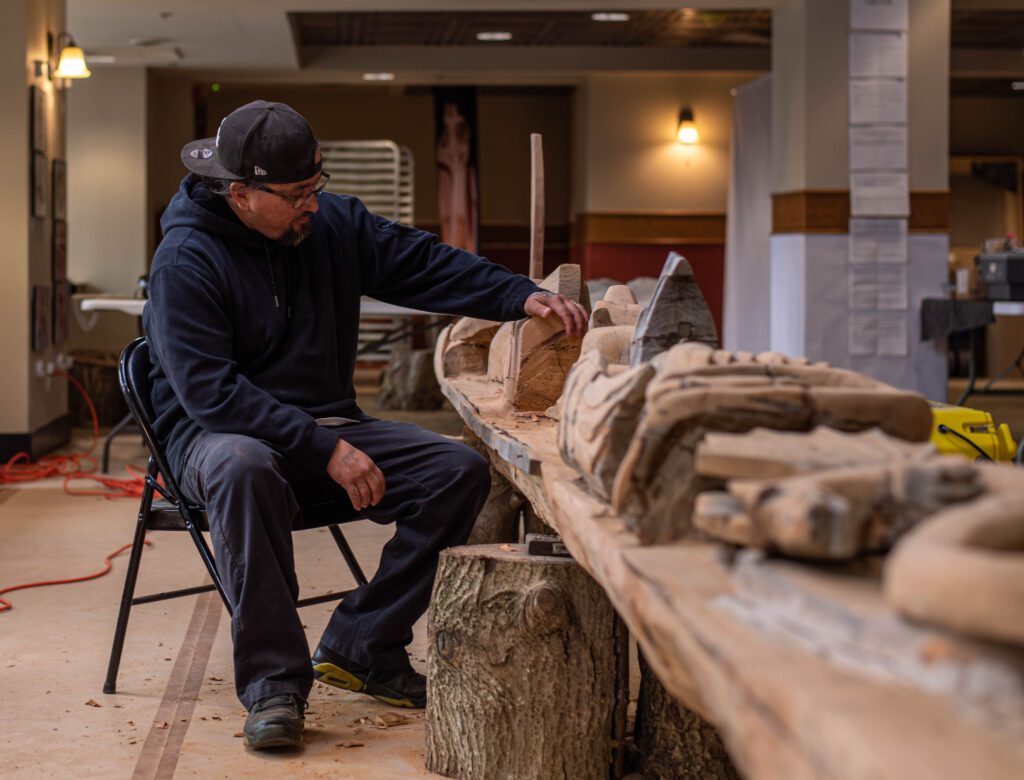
[251,171,330,210]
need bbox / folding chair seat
[103,337,368,694]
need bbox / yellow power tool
[929,402,1017,463]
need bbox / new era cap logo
[254,165,267,176]
[189,148,214,159]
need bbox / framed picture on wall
[53,220,67,280]
[53,281,70,346]
[31,86,47,153]
[32,152,47,218]
[32,285,50,352]
[52,159,66,221]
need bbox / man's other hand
[523,292,588,339]
[327,439,386,511]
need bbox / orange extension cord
[0,369,153,612]
[0,540,150,613]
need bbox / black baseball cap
[180,100,321,184]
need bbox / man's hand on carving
[524,292,588,339]
[327,438,386,511]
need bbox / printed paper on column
[851,0,908,32]
[849,265,878,311]
[850,32,907,79]
[877,313,909,356]
[850,218,907,263]
[850,79,907,125]
[851,172,909,217]
[849,312,878,357]
[850,126,907,171]
[876,265,909,311]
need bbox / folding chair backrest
[118,337,188,502]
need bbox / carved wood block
[441,317,502,378]
[579,324,634,365]
[487,321,515,383]
[590,283,641,329]
[558,350,656,500]
[503,264,588,411]
[630,252,719,367]
[562,340,936,545]
[885,466,1024,646]
[694,457,983,560]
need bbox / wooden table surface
[435,335,1024,780]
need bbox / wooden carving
[692,447,982,560]
[559,339,935,545]
[885,464,1024,646]
[591,284,642,328]
[579,325,634,365]
[629,252,718,367]
[558,350,656,500]
[503,264,589,411]
[442,317,501,378]
[487,321,515,382]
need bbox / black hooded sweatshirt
[143,175,542,479]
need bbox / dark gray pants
[178,418,489,709]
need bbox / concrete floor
[0,388,462,779]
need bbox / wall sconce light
[677,107,699,144]
[35,32,92,82]
[53,32,91,79]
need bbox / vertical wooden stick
[529,133,545,281]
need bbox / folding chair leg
[103,482,154,694]
[329,524,368,586]
[182,507,234,613]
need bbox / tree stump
[426,544,628,779]
[634,653,738,779]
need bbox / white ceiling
[69,1,781,78]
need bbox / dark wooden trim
[0,412,73,462]
[772,190,950,234]
[572,212,727,246]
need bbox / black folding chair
[103,337,368,694]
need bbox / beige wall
[0,2,31,432]
[0,0,67,433]
[576,72,753,213]
[66,67,147,354]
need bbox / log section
[425,544,628,779]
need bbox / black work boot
[312,643,426,708]
[242,693,305,750]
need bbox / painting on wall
[52,159,66,221]
[53,220,67,280]
[31,86,47,153]
[32,285,50,352]
[53,281,70,346]
[32,152,47,219]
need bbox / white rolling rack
[320,141,417,364]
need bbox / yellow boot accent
[312,662,364,692]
